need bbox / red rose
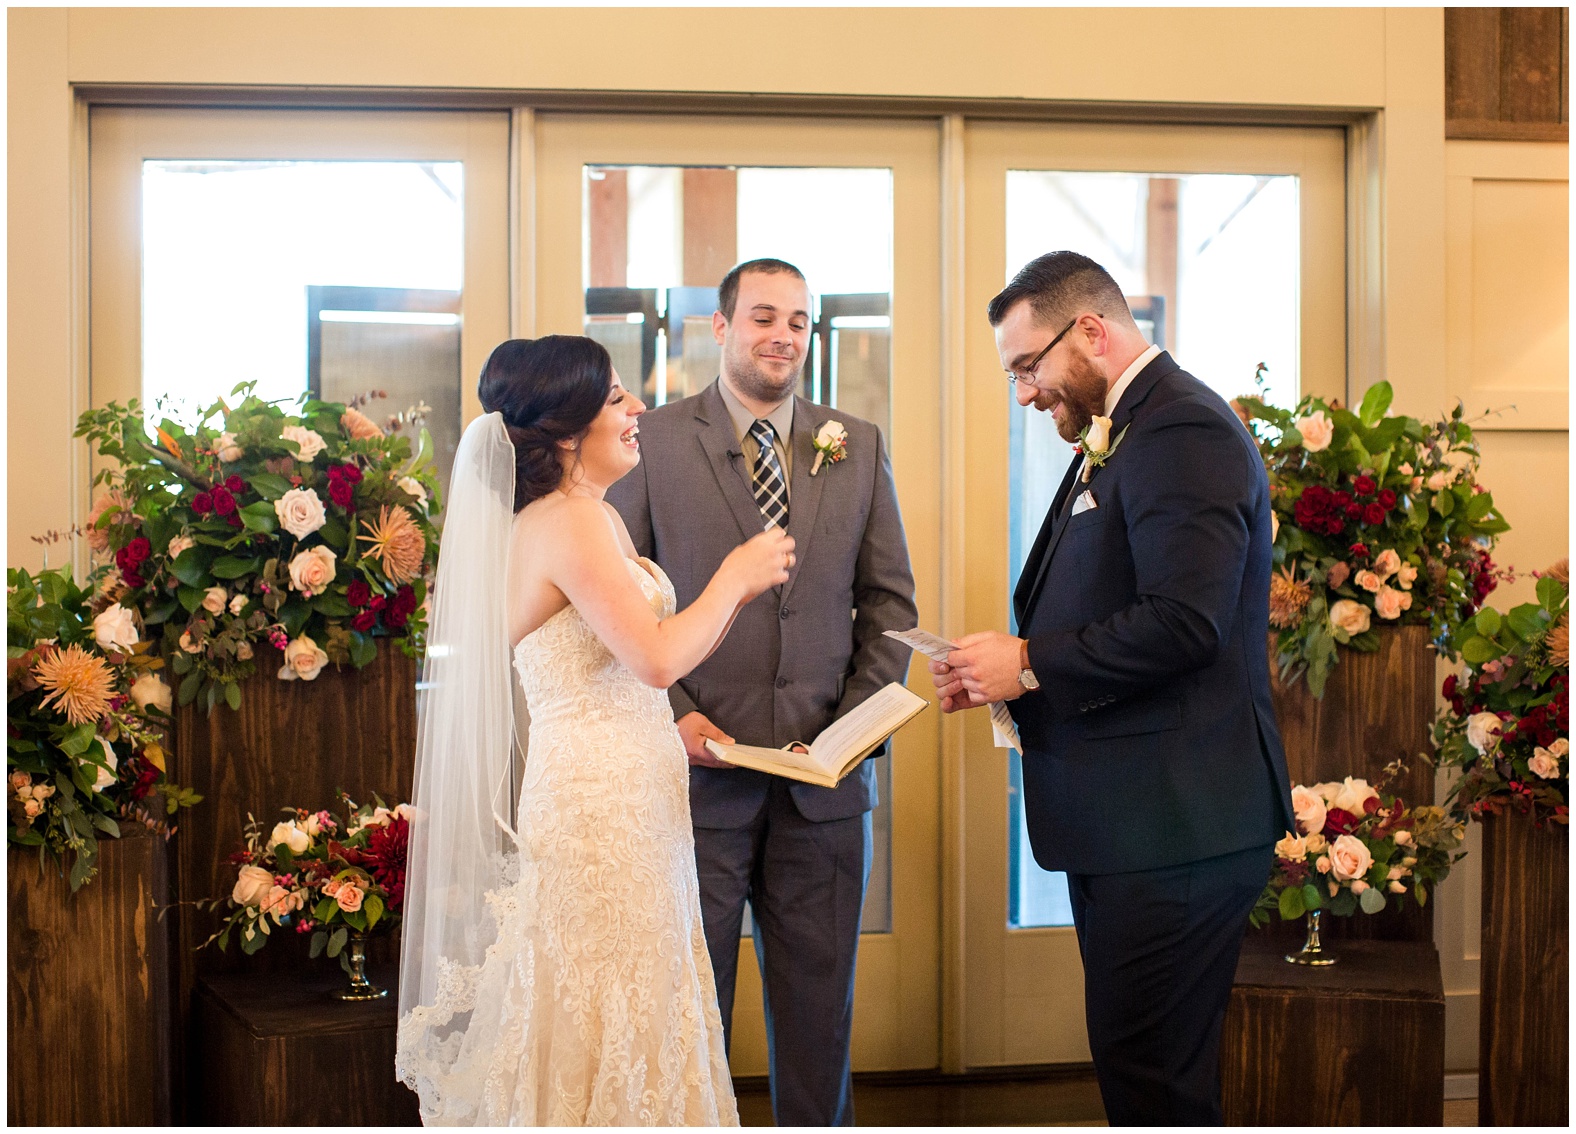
[121,569,145,589]
[1348,543,1369,559]
[1378,488,1397,510]
[346,579,371,608]
[392,585,417,616]
[1363,502,1386,525]
[369,595,387,612]
[1345,504,1363,520]
[225,475,245,495]
[126,536,151,565]
[226,514,243,528]
[1323,807,1360,836]
[1538,728,1557,748]
[328,478,354,507]
[339,463,363,486]
[1442,675,1457,699]
[211,486,236,516]
[1331,490,1353,509]
[1353,475,1376,497]
[192,492,214,515]
[385,604,409,630]
[350,610,377,632]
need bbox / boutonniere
[1074,415,1130,483]
[810,420,848,476]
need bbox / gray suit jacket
[607,380,917,826]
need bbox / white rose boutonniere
[810,420,849,476]
[1075,415,1130,483]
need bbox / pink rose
[335,883,365,913]
[1326,562,1350,590]
[1329,599,1371,637]
[1373,585,1411,621]
[1294,410,1335,452]
[1290,785,1328,835]
[1392,829,1412,846]
[1275,831,1308,860]
[1396,562,1418,590]
[281,425,326,463]
[23,798,43,818]
[1350,878,1370,895]
[202,586,227,615]
[1355,570,1382,593]
[1373,549,1401,580]
[274,487,327,540]
[1316,855,1332,874]
[288,546,337,598]
[322,879,342,898]
[1466,712,1503,755]
[232,864,274,907]
[278,634,328,682]
[1304,832,1328,854]
[1328,833,1374,881]
[1529,747,1561,779]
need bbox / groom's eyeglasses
[1005,314,1097,386]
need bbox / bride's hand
[719,528,795,602]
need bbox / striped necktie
[748,419,790,530]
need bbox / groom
[931,252,1293,1125]
[608,258,915,1125]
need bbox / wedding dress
[397,554,739,1126]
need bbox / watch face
[1019,668,1040,691]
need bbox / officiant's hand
[678,711,737,769]
[941,631,1029,706]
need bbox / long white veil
[396,411,518,1107]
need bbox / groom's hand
[947,631,1029,705]
[677,712,737,769]
[928,655,975,713]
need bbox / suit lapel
[778,397,827,606]
[1016,351,1180,629]
[694,382,768,542]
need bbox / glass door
[89,107,511,499]
[960,119,1347,1065]
[534,112,943,1074]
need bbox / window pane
[583,163,896,934]
[1004,170,1301,929]
[141,160,465,490]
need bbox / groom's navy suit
[1009,351,1293,1125]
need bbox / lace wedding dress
[397,556,739,1126]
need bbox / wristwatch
[1017,638,1040,692]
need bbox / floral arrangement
[1235,375,1510,697]
[203,795,408,965]
[7,563,201,889]
[1433,559,1568,827]
[74,385,440,713]
[1250,763,1466,926]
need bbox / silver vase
[1284,908,1338,966]
[331,930,389,1001]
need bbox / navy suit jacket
[1008,352,1294,876]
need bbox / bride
[396,336,793,1125]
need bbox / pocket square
[1071,490,1098,516]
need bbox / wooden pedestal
[193,965,420,1125]
[170,646,417,982]
[7,828,173,1125]
[1221,936,1444,1126]
[1479,814,1569,1126]
[1268,624,1436,942]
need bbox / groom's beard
[723,341,804,405]
[1045,353,1110,444]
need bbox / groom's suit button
[1079,701,1089,712]
[776,677,788,689]
[779,608,790,619]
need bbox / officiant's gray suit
[607,378,915,1125]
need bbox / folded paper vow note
[704,681,928,788]
[883,628,1023,753]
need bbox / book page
[809,683,927,774]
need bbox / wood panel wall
[1447,7,1570,141]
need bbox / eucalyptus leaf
[1506,604,1549,642]
[1278,886,1306,921]
[1460,636,1499,665]
[1536,575,1566,612]
[1358,886,1387,914]
[1475,608,1502,637]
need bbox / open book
[703,682,928,788]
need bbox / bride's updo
[477,336,614,512]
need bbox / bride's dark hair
[477,336,613,511]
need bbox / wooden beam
[681,168,737,288]
[587,167,628,288]
[1144,177,1178,349]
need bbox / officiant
[608,258,917,1125]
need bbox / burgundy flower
[122,569,146,589]
[1323,807,1361,836]
[350,610,378,632]
[367,817,407,910]
[346,579,371,608]
[192,492,214,515]
[1442,675,1457,699]
[328,478,354,508]
[384,604,409,630]
[1332,490,1353,509]
[225,475,245,495]
[1378,488,1397,510]
[1293,485,1347,537]
[127,536,151,565]
[1363,502,1386,526]
[334,463,363,486]
[1353,475,1376,497]
[211,486,236,516]
[1348,543,1369,559]
[1345,504,1363,520]
[226,514,243,529]
[392,585,417,616]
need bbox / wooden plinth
[193,964,420,1125]
[1221,936,1444,1126]
[1268,624,1436,942]
[7,828,173,1125]
[1479,814,1569,1126]
[171,646,417,982]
